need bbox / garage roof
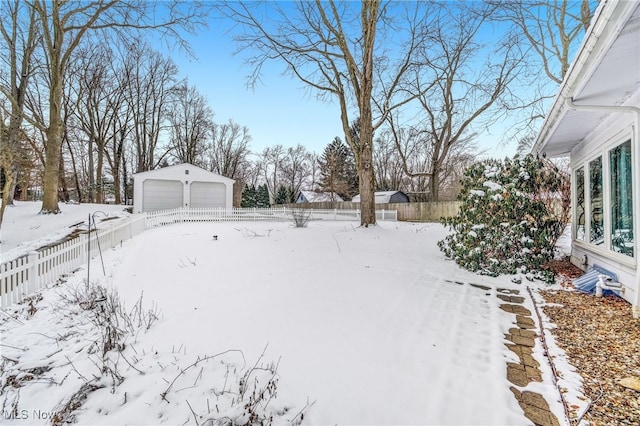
[133,163,235,184]
[533,0,640,158]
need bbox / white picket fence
[144,207,397,228]
[0,215,147,309]
[0,206,396,308]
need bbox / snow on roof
[299,191,343,203]
[133,163,235,183]
[351,191,406,203]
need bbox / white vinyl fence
[1,215,146,309]
[144,207,397,228]
[0,207,396,308]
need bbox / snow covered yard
[1,202,129,263]
[0,211,577,425]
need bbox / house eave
[533,0,640,158]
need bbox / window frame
[572,131,636,264]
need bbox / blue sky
[170,4,533,158]
[175,21,345,157]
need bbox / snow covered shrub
[438,154,569,282]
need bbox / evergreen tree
[318,137,358,200]
[438,154,568,282]
[256,184,271,208]
[241,185,257,207]
[274,185,294,205]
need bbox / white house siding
[533,0,640,316]
[569,101,638,312]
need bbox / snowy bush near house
[438,154,569,282]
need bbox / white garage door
[190,181,226,208]
[143,179,183,211]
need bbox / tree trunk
[430,170,440,202]
[58,148,69,202]
[41,118,62,213]
[358,148,376,226]
[356,1,378,227]
[40,2,63,214]
[96,146,104,203]
[0,167,14,233]
[66,137,83,202]
[358,118,376,226]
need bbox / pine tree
[318,137,358,200]
[241,185,257,208]
[256,184,271,208]
[274,185,294,205]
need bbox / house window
[575,167,585,241]
[609,140,634,257]
[589,156,603,245]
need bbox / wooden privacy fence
[0,206,396,308]
[283,201,462,222]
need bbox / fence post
[28,251,39,295]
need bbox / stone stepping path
[499,289,560,426]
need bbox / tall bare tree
[0,0,39,233]
[208,119,252,180]
[281,144,311,203]
[168,81,213,167]
[219,1,428,226]
[492,0,596,85]
[22,0,209,214]
[488,0,598,135]
[69,45,121,203]
[122,42,179,173]
[257,144,286,205]
[389,2,520,201]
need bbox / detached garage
[133,163,235,213]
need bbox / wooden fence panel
[283,201,461,222]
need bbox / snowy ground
[0,205,583,425]
[1,201,129,263]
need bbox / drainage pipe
[595,274,625,297]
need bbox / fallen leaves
[540,289,640,425]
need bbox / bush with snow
[438,154,569,282]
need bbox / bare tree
[218,1,429,226]
[21,0,209,214]
[389,2,520,201]
[373,130,405,192]
[0,0,39,232]
[488,0,598,134]
[208,119,252,180]
[258,144,286,205]
[492,0,596,85]
[167,81,213,167]
[69,45,122,203]
[122,42,179,173]
[281,144,311,203]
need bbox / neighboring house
[296,190,344,203]
[351,191,410,203]
[133,163,235,213]
[533,0,640,317]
